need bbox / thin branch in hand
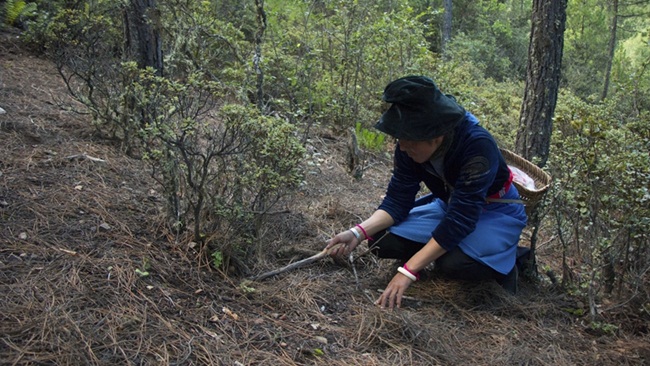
[250,243,344,281]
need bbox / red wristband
[355,224,374,241]
[403,263,420,280]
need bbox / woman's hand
[375,272,414,310]
[374,237,446,310]
[325,211,393,257]
[325,230,360,257]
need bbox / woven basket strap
[485,197,525,204]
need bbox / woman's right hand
[325,230,360,257]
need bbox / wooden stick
[250,244,344,281]
[65,153,106,163]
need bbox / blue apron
[387,186,527,275]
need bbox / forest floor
[1,29,648,366]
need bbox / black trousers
[369,230,510,283]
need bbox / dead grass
[1,30,648,365]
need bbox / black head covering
[374,76,466,140]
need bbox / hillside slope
[1,31,648,365]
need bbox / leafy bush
[263,0,437,134]
[355,122,385,152]
[127,65,305,264]
[2,0,37,27]
[549,92,650,318]
[23,3,133,143]
[22,0,305,270]
[444,0,530,82]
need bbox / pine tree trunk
[515,0,567,169]
[601,0,619,101]
[442,0,453,52]
[124,0,163,75]
[254,0,267,113]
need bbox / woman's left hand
[375,272,413,310]
[325,230,359,257]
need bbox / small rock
[0,200,8,207]
[99,223,111,231]
[0,107,6,115]
[19,232,27,240]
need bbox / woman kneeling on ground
[326,75,527,309]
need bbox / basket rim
[500,148,552,194]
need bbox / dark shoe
[516,246,531,272]
[498,266,518,295]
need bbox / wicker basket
[500,148,552,216]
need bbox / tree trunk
[124,0,163,75]
[601,0,619,101]
[515,0,567,169]
[441,0,453,52]
[253,0,267,113]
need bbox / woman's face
[398,136,445,163]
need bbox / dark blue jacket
[378,113,513,251]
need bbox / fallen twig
[65,153,106,163]
[250,243,344,281]
[350,251,360,289]
[57,247,78,256]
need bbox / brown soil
[1,30,648,365]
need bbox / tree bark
[254,0,267,113]
[442,0,453,52]
[124,0,163,75]
[601,0,619,101]
[515,0,567,168]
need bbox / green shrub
[127,66,305,264]
[549,92,650,318]
[3,0,37,27]
[263,0,437,134]
[22,0,305,270]
[355,122,385,152]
